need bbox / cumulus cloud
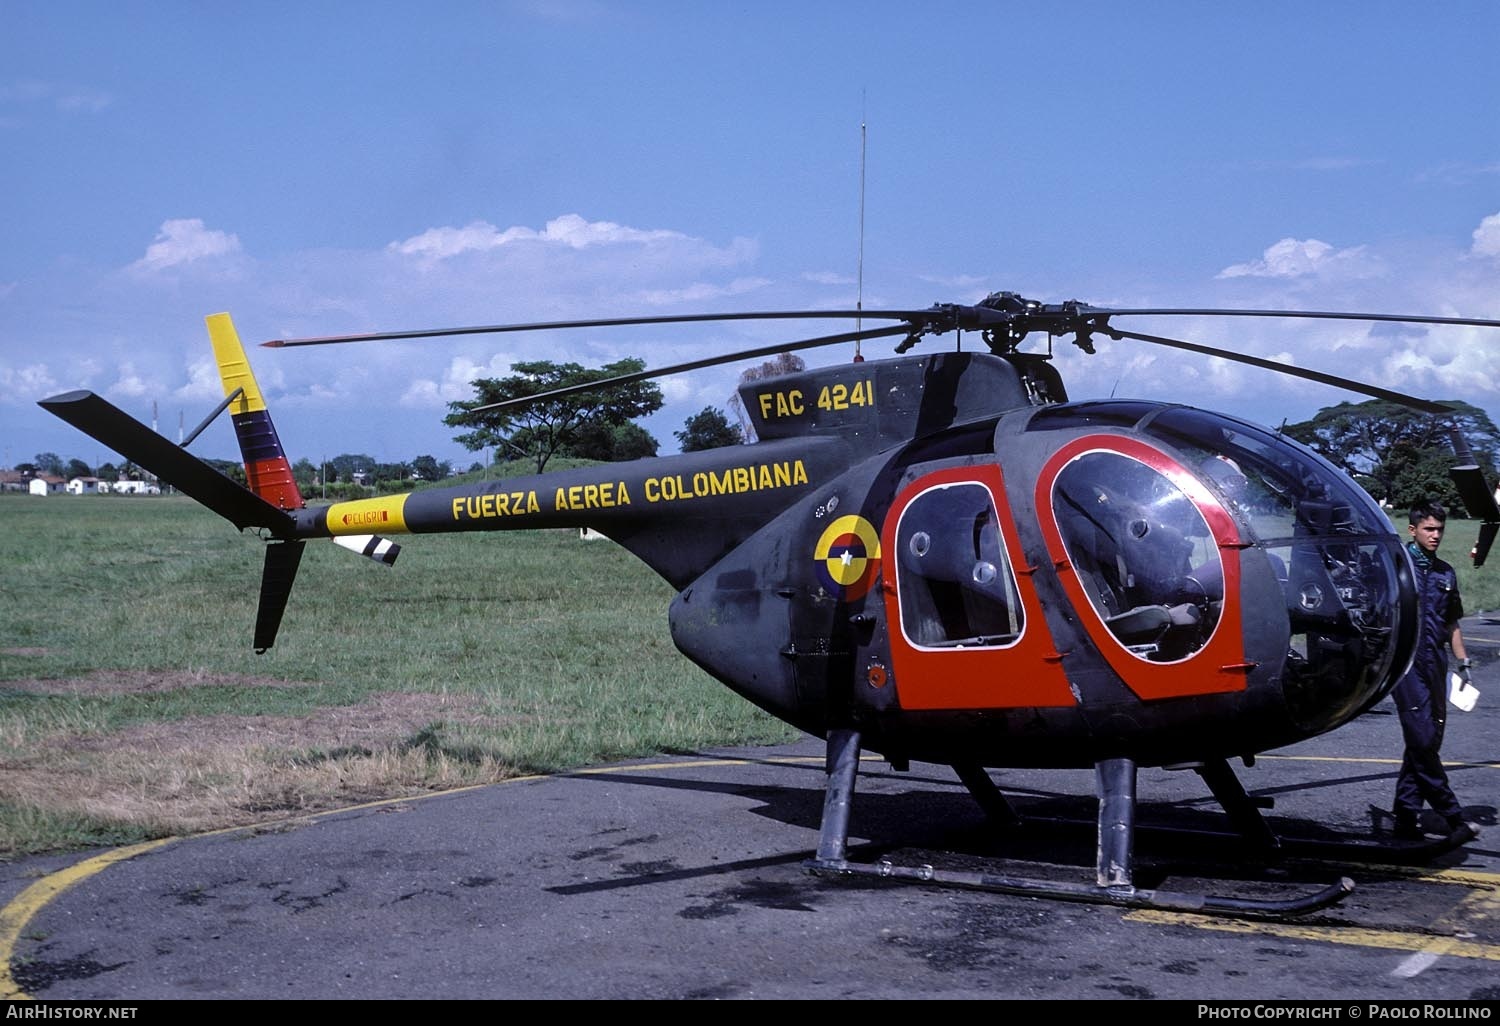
[802,271,855,286]
[631,277,772,307]
[0,362,60,404]
[1471,212,1500,258]
[1216,238,1380,280]
[176,358,227,402]
[130,219,242,273]
[658,375,695,403]
[389,214,689,261]
[399,354,517,408]
[109,363,155,398]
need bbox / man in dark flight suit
[1392,500,1480,842]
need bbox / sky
[4,1,1500,474]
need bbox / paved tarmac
[2,618,1498,1001]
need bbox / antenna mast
[854,105,866,363]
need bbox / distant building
[29,475,65,496]
[67,477,104,495]
[112,479,161,495]
[0,470,25,493]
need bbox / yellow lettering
[774,463,790,487]
[583,483,599,507]
[452,498,464,520]
[554,487,568,510]
[567,485,583,508]
[598,482,614,507]
[616,482,630,505]
[794,460,807,485]
[645,477,660,503]
[790,389,803,414]
[498,493,513,516]
[479,494,494,518]
[733,467,749,491]
[758,392,773,418]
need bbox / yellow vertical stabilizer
[206,312,267,413]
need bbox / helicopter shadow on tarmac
[539,750,1488,915]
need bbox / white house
[67,477,104,495]
[112,479,161,495]
[29,476,65,496]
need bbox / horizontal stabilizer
[332,534,401,566]
[38,390,295,537]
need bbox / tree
[34,452,64,476]
[291,458,318,492]
[675,407,744,452]
[64,458,92,480]
[411,455,451,481]
[562,421,660,462]
[373,460,412,483]
[445,359,664,473]
[1282,399,1500,512]
[97,462,119,481]
[328,453,376,485]
[602,422,659,461]
[204,458,246,485]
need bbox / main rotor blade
[1104,327,1449,414]
[1093,307,1500,331]
[262,310,930,348]
[465,324,913,415]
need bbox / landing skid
[802,730,1356,920]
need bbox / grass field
[0,492,798,858]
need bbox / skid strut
[803,733,1354,919]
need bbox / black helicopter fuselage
[285,349,1416,772]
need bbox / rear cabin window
[895,483,1023,648]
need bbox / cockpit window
[895,483,1022,648]
[1052,451,1223,662]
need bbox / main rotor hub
[902,292,1110,356]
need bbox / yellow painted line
[0,839,176,999]
[1392,889,1499,978]
[1129,908,1500,963]
[1128,865,1500,965]
[1260,753,1500,770]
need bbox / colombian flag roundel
[815,514,882,601]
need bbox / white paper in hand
[1449,671,1481,712]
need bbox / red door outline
[1034,436,1249,700]
[881,464,1074,710]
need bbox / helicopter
[38,291,1500,920]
